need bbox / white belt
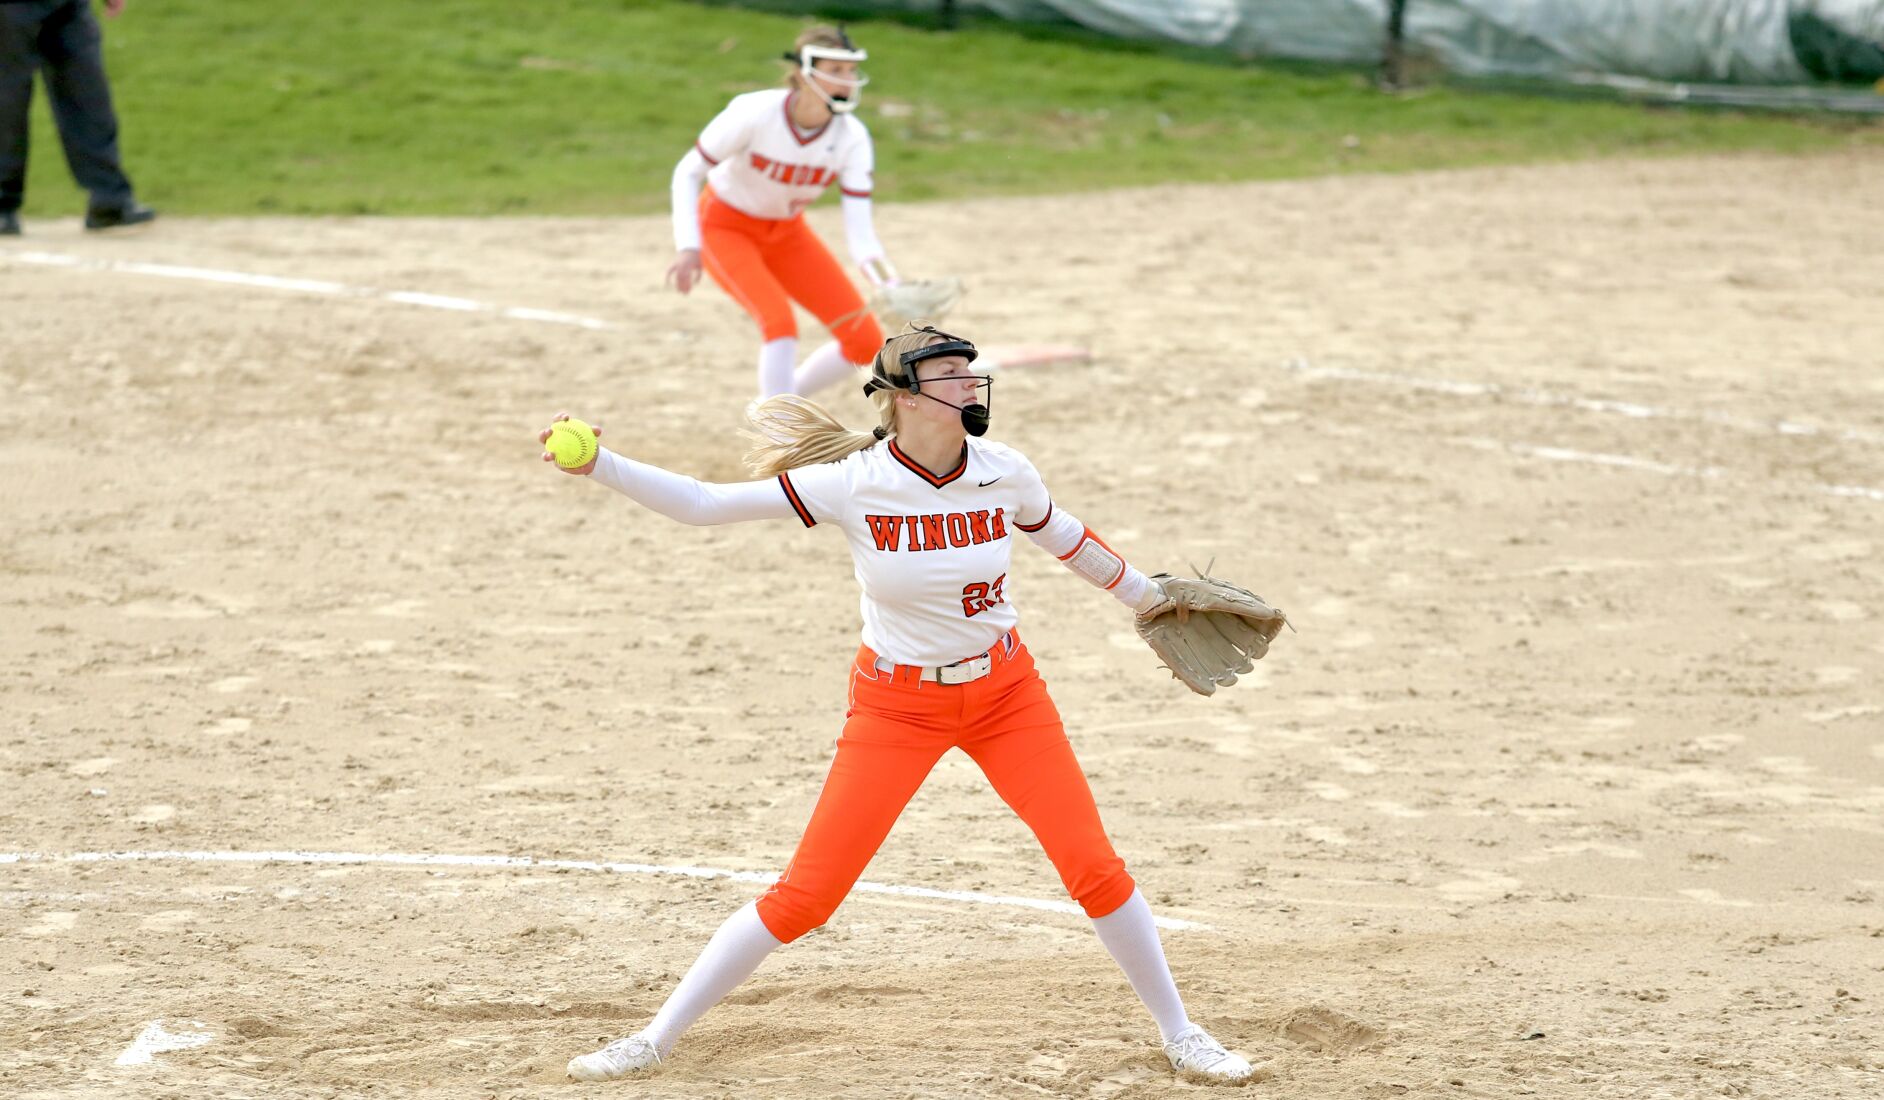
[873,653,987,685]
[875,632,1014,685]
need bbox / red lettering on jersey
[866,511,1013,551]
[865,515,904,552]
[743,156,836,190]
[961,572,1008,617]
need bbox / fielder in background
[667,25,912,400]
[541,326,1284,1085]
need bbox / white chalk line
[0,849,1209,932]
[1284,358,1884,502]
[2,249,618,331]
[1459,436,1725,481]
[1453,436,1884,503]
[1280,359,1884,447]
[114,1019,213,1067]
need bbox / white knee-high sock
[757,336,797,398]
[792,340,864,396]
[1091,888,1191,1043]
[642,901,784,1056]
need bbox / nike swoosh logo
[978,477,1003,487]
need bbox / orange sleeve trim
[841,187,872,198]
[1015,502,1053,533]
[1055,526,1114,561]
[696,141,721,166]
[778,473,816,528]
[1057,526,1128,589]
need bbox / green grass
[16,0,1881,216]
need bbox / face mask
[788,43,869,114]
[917,387,992,437]
[862,328,990,435]
[962,402,990,437]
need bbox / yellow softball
[545,417,598,469]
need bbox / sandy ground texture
[3,149,1883,1099]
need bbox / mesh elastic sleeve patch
[1062,529,1126,590]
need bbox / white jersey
[779,438,1046,666]
[589,438,1155,669]
[695,88,874,220]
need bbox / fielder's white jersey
[589,438,1155,668]
[695,88,874,220]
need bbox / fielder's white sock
[792,340,864,396]
[757,336,798,398]
[1091,888,1191,1043]
[642,901,783,1056]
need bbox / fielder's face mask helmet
[785,30,869,114]
[863,327,993,437]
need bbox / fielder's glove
[1136,574,1289,696]
[872,277,964,330]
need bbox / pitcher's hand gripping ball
[1136,574,1290,696]
[544,417,598,470]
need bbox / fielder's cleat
[84,202,157,231]
[566,1032,662,1081]
[1163,1023,1255,1083]
[0,210,18,236]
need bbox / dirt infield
[4,149,1882,1099]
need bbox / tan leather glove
[872,277,964,330]
[1135,574,1289,696]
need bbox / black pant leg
[0,3,47,213]
[40,0,133,208]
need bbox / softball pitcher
[668,25,901,400]
[541,327,1258,1084]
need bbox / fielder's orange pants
[755,632,1136,943]
[699,189,883,364]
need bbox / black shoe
[84,202,156,230]
[0,210,18,236]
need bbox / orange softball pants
[754,632,1136,943]
[698,190,883,365]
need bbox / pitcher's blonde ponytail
[741,328,945,476]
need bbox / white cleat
[1163,1023,1255,1084]
[566,1032,662,1081]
